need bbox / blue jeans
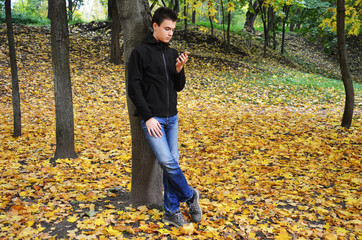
[140,114,193,215]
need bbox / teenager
[127,7,202,227]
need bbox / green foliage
[12,0,48,19]
[0,11,50,25]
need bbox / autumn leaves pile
[0,24,361,239]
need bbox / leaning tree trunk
[110,0,122,64]
[244,0,261,33]
[337,0,354,128]
[49,0,77,160]
[117,0,163,207]
[5,0,22,137]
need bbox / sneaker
[187,188,202,222]
[162,211,189,227]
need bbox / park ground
[0,23,361,239]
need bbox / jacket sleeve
[127,49,153,121]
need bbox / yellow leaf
[181,224,195,235]
[67,216,78,223]
[275,228,292,240]
[95,217,106,226]
[324,234,338,240]
[106,225,121,236]
[19,191,27,197]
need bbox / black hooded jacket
[128,34,186,121]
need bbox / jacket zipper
[162,51,170,117]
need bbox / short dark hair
[152,7,178,26]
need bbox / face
[153,19,176,43]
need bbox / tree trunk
[192,10,196,23]
[49,0,77,160]
[259,1,268,56]
[271,9,277,50]
[117,0,163,207]
[111,0,122,64]
[173,0,179,13]
[337,0,354,128]
[209,15,214,38]
[220,0,226,43]
[184,2,187,38]
[5,0,22,137]
[244,0,261,33]
[67,0,73,21]
[281,5,289,54]
[227,10,231,50]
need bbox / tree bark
[117,0,163,207]
[49,0,77,160]
[5,0,22,137]
[111,0,122,64]
[337,0,354,128]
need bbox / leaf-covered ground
[0,24,361,239]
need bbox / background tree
[5,0,22,137]
[117,0,163,207]
[49,0,78,160]
[337,0,354,128]
[244,0,261,32]
[109,0,122,64]
[67,0,83,21]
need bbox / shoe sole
[162,218,187,228]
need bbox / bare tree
[337,0,354,128]
[49,0,77,159]
[117,0,163,207]
[5,0,22,137]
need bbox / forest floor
[0,23,361,239]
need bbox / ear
[152,22,158,31]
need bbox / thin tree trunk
[173,0,179,13]
[227,10,231,50]
[5,0,22,137]
[111,0,122,64]
[184,2,187,38]
[271,9,277,50]
[337,0,354,128]
[220,0,226,43]
[117,0,163,207]
[68,0,73,21]
[49,0,77,160]
[209,15,214,38]
[281,5,289,54]
[259,1,268,56]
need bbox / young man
[127,7,202,227]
